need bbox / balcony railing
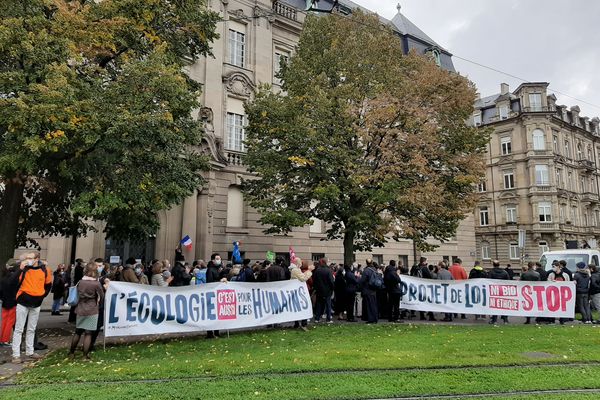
[523,105,556,113]
[578,159,595,171]
[225,150,245,166]
[272,1,297,21]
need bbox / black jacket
[489,267,509,280]
[468,268,488,279]
[0,270,19,309]
[573,271,591,294]
[312,266,334,297]
[536,268,548,281]
[206,264,220,283]
[520,269,540,282]
[170,263,191,286]
[344,269,359,293]
[384,266,402,294]
[265,264,287,282]
[418,264,432,279]
[590,271,600,295]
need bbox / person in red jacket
[448,258,468,320]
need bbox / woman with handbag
[68,263,103,360]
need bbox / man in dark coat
[384,261,402,322]
[206,253,222,339]
[343,265,359,322]
[489,260,510,324]
[521,262,540,324]
[359,260,380,324]
[265,256,287,282]
[415,257,435,321]
[312,258,334,323]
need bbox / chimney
[500,83,509,95]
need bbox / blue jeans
[314,295,332,322]
[52,298,62,313]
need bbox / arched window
[532,129,545,150]
[226,186,244,227]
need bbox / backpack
[368,269,384,290]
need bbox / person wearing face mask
[547,260,570,325]
[206,253,223,339]
[10,252,53,364]
[134,264,149,285]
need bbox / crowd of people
[1,250,599,364]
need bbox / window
[478,181,487,192]
[398,255,409,269]
[372,254,384,265]
[529,93,542,111]
[577,143,583,160]
[553,135,558,153]
[473,113,482,126]
[503,171,515,189]
[499,104,509,119]
[539,241,549,255]
[581,176,587,192]
[479,206,489,226]
[560,205,566,222]
[535,165,549,186]
[596,210,600,227]
[588,146,593,161]
[568,171,573,190]
[506,206,517,223]
[311,253,325,263]
[309,200,323,234]
[565,140,570,158]
[274,51,289,83]
[226,186,244,227]
[500,136,512,155]
[538,202,552,223]
[509,243,520,260]
[556,168,562,187]
[229,29,245,67]
[481,242,491,260]
[532,129,545,150]
[226,112,245,152]
[571,207,578,225]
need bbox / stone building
[474,82,600,267]
[20,1,476,267]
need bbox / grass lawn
[3,323,600,399]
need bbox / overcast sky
[352,0,600,118]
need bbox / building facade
[474,82,600,267]
[20,0,476,267]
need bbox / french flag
[180,235,192,250]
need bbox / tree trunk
[0,178,25,265]
[343,230,355,267]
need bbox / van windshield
[540,254,589,273]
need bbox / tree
[0,0,220,263]
[243,11,489,266]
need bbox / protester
[573,262,592,324]
[359,260,382,324]
[313,258,335,323]
[50,263,67,315]
[290,258,313,330]
[0,260,18,346]
[69,263,104,360]
[590,264,600,324]
[205,253,222,339]
[520,262,540,324]
[448,258,467,319]
[384,260,402,323]
[415,257,436,321]
[170,261,191,287]
[333,264,347,320]
[547,260,570,325]
[488,260,509,324]
[436,261,454,321]
[121,261,138,283]
[11,252,52,364]
[68,259,85,323]
[134,263,149,285]
[266,256,287,282]
[151,261,170,286]
[343,264,359,322]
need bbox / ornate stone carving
[223,72,255,99]
[199,107,228,165]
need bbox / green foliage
[243,11,490,262]
[0,0,219,250]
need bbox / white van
[540,249,600,273]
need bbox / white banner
[400,276,576,318]
[104,281,312,337]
